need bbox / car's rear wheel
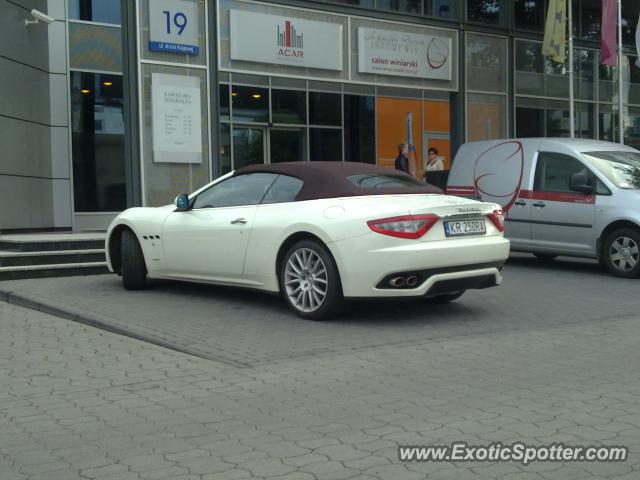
[422,291,465,303]
[121,229,147,289]
[280,240,343,320]
[602,228,640,278]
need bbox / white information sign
[149,0,199,56]
[229,10,343,71]
[151,73,202,164]
[357,27,452,81]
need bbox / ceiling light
[80,89,90,94]
[252,94,262,99]
[103,81,113,86]
[231,92,238,97]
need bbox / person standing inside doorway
[395,143,411,174]
[425,147,444,172]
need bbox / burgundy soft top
[234,161,442,201]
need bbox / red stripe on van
[519,190,595,204]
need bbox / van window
[534,152,604,194]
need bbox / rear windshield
[582,151,640,189]
[347,173,425,189]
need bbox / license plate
[444,219,486,237]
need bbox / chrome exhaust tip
[389,276,406,288]
[405,275,419,287]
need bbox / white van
[446,138,640,278]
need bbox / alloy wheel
[284,248,328,313]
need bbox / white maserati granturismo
[106,162,510,319]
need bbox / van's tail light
[487,210,505,232]
[367,214,440,239]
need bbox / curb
[0,288,249,368]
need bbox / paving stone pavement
[0,254,638,367]
[1,288,639,479]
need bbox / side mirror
[174,193,190,211]
[570,172,594,194]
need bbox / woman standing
[425,147,444,172]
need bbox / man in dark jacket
[395,143,410,174]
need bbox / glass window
[69,23,123,72]
[572,0,601,41]
[272,89,306,124]
[427,0,457,19]
[219,123,231,175]
[233,128,265,169]
[219,84,230,122]
[310,129,342,161]
[515,40,568,98]
[516,98,544,138]
[545,101,570,138]
[625,106,640,150]
[534,152,593,193]
[270,129,306,163]
[599,104,619,143]
[375,0,422,14]
[574,49,595,101]
[309,92,342,126]
[627,56,640,106]
[515,0,544,31]
[231,86,268,123]
[344,95,375,164]
[583,151,640,189]
[70,72,126,212]
[466,34,507,93]
[621,2,639,46]
[467,0,502,25]
[193,173,278,209]
[467,93,507,141]
[575,102,595,139]
[262,175,304,204]
[347,173,424,188]
[69,0,122,24]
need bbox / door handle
[514,200,526,206]
[533,201,546,208]
[231,218,247,225]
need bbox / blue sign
[149,41,199,56]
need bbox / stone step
[0,262,109,281]
[0,249,106,268]
[0,233,105,253]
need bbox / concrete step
[0,249,106,268]
[0,233,105,252]
[0,262,110,281]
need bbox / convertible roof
[234,161,442,201]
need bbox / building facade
[1,0,639,231]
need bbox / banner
[542,0,567,64]
[229,10,343,71]
[601,0,617,66]
[636,14,640,67]
[357,28,452,81]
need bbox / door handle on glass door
[231,218,247,225]
[533,202,546,208]
[514,200,526,206]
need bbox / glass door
[269,128,306,163]
[233,127,266,169]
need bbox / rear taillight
[487,210,505,232]
[367,214,440,239]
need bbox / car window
[192,173,278,209]
[582,151,640,190]
[261,175,304,204]
[534,152,603,194]
[347,173,424,189]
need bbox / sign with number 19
[149,0,199,56]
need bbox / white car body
[106,163,509,317]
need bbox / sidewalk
[1,300,639,479]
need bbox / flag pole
[618,0,624,144]
[568,0,575,138]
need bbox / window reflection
[69,0,122,24]
[515,0,544,31]
[467,0,501,24]
[71,72,126,212]
[231,86,269,123]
